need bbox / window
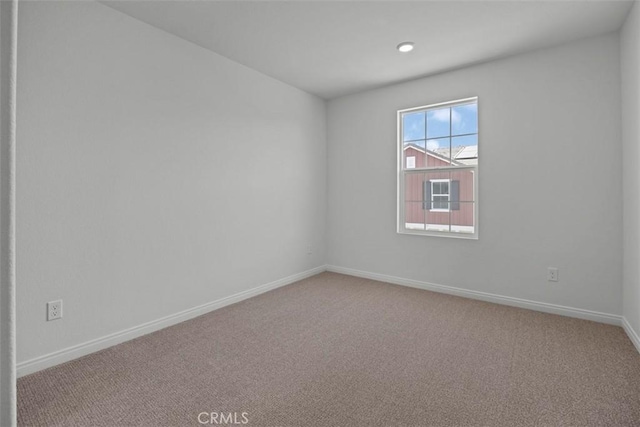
[398,97,478,238]
[406,156,416,169]
[429,179,450,211]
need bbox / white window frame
[429,179,450,212]
[397,97,479,239]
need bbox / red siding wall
[404,147,474,228]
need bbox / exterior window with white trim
[406,156,416,169]
[398,97,478,238]
[430,179,450,211]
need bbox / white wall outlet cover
[47,300,63,321]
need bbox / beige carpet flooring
[17,272,640,426]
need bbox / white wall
[622,2,640,336]
[327,34,623,316]
[16,1,326,364]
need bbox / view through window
[398,97,478,237]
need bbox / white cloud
[430,108,461,125]
[426,139,440,151]
[451,110,461,124]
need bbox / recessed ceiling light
[397,42,414,53]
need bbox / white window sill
[399,223,478,239]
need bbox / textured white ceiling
[102,1,634,99]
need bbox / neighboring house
[404,144,476,230]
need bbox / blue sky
[403,103,477,152]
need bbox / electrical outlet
[306,243,312,255]
[547,267,559,282]
[47,300,63,321]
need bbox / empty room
[1,0,640,425]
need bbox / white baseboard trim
[326,265,622,326]
[17,265,327,377]
[622,317,640,354]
